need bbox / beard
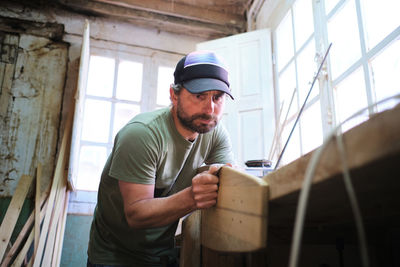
[176,98,219,134]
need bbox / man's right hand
[190,164,222,209]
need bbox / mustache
[190,114,217,121]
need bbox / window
[272,0,400,165]
[72,49,178,193]
[76,55,142,191]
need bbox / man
[87,50,235,267]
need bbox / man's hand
[191,164,225,209]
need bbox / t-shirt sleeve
[205,124,235,165]
[108,122,158,184]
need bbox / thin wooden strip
[8,200,48,267]
[0,175,34,261]
[0,190,48,267]
[41,182,66,267]
[34,163,42,259]
[10,228,34,267]
[53,186,70,267]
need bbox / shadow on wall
[61,214,93,266]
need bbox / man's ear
[170,87,178,104]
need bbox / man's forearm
[124,187,195,228]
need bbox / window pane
[362,0,400,50]
[297,40,319,104]
[76,146,108,191]
[301,101,323,154]
[81,99,111,142]
[328,0,361,79]
[278,63,298,123]
[325,0,340,15]
[280,119,301,165]
[276,12,294,71]
[87,56,115,97]
[157,66,174,106]
[116,60,143,101]
[293,0,314,49]
[112,103,141,139]
[333,68,368,132]
[370,40,400,110]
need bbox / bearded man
[87,50,235,267]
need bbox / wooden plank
[0,174,33,261]
[95,0,245,26]
[0,190,48,267]
[34,164,42,260]
[180,210,201,267]
[6,200,49,267]
[53,189,70,267]
[201,167,268,252]
[41,176,67,267]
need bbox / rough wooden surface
[201,167,268,252]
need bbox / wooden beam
[58,0,244,38]
[0,174,33,262]
[0,17,64,41]
[201,167,268,252]
[94,0,245,26]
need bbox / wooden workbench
[180,104,400,267]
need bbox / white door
[197,29,275,167]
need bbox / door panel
[197,29,275,166]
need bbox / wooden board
[0,174,33,261]
[201,166,268,252]
[180,210,201,267]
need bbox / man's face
[175,88,226,134]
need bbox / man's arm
[119,165,222,229]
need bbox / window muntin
[157,66,174,106]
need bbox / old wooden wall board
[0,174,33,261]
[201,167,269,252]
[0,32,68,197]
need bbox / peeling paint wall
[0,32,68,197]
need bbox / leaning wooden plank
[34,163,42,260]
[10,227,34,267]
[32,85,74,267]
[41,179,67,267]
[1,191,48,267]
[180,210,201,267]
[201,167,269,252]
[53,188,70,267]
[0,175,34,262]
[7,200,48,267]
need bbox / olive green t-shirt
[88,107,233,266]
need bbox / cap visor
[183,78,234,100]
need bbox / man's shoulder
[129,107,170,126]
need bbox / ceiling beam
[94,0,246,27]
[58,0,245,39]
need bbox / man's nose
[203,96,215,114]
